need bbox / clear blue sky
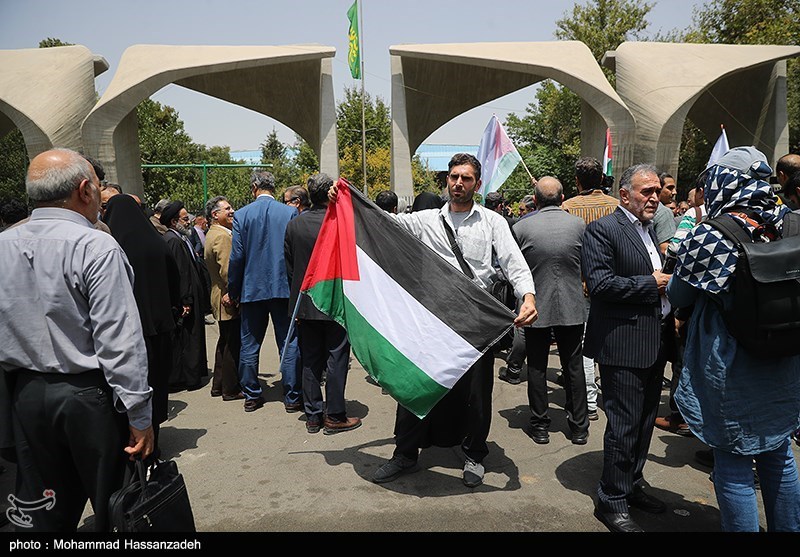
[0,0,706,151]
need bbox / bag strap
[706,213,752,248]
[441,215,475,279]
[783,211,800,238]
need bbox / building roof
[414,144,478,172]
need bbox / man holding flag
[325,153,537,488]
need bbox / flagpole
[359,0,367,196]
[519,157,534,183]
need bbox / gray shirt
[0,208,152,429]
[391,202,535,299]
[653,202,678,244]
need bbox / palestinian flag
[301,179,515,418]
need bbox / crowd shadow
[288,438,521,497]
[158,425,208,460]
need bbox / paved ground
[1,320,790,538]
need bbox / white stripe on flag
[343,246,482,389]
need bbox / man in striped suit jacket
[581,163,675,533]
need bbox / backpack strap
[706,213,752,248]
[783,211,800,238]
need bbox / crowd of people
[1,146,800,534]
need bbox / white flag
[476,115,522,199]
[706,126,730,168]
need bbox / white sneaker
[463,458,484,488]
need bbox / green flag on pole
[347,1,361,79]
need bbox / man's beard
[175,223,191,237]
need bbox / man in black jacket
[284,173,361,435]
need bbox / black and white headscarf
[674,146,788,293]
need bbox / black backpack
[705,211,800,357]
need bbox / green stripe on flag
[306,278,449,418]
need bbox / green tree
[336,86,435,195]
[336,86,391,159]
[38,38,73,48]
[259,128,300,195]
[0,129,28,204]
[293,134,320,182]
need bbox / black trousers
[525,324,588,434]
[596,356,666,513]
[11,370,128,532]
[393,350,495,464]
[211,318,242,397]
[298,319,350,419]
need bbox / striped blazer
[581,208,665,369]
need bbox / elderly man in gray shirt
[0,148,153,532]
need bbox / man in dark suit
[228,170,300,413]
[285,173,361,435]
[581,163,674,532]
[513,177,588,445]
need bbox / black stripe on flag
[348,187,515,351]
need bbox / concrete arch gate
[607,42,800,178]
[389,41,636,200]
[2,42,798,200]
[81,44,339,199]
[0,45,108,161]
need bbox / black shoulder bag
[108,457,196,532]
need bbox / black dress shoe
[629,486,666,514]
[593,508,644,532]
[530,427,550,445]
[571,431,589,445]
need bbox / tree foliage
[504,81,583,201]
[0,129,28,204]
[335,85,435,195]
[38,38,73,48]
[137,99,251,212]
[336,87,391,159]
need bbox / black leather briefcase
[108,457,195,532]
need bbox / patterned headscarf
[674,146,789,293]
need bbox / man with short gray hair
[0,148,153,531]
[229,170,301,412]
[150,198,171,235]
[582,163,675,532]
[204,196,242,402]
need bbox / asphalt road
[1,320,791,546]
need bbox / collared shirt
[193,225,206,246]
[619,205,671,318]
[562,189,619,225]
[0,208,152,429]
[391,202,535,299]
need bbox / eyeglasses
[285,198,300,205]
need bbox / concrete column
[318,57,339,179]
[390,55,414,199]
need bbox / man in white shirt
[340,153,538,488]
[0,148,153,532]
